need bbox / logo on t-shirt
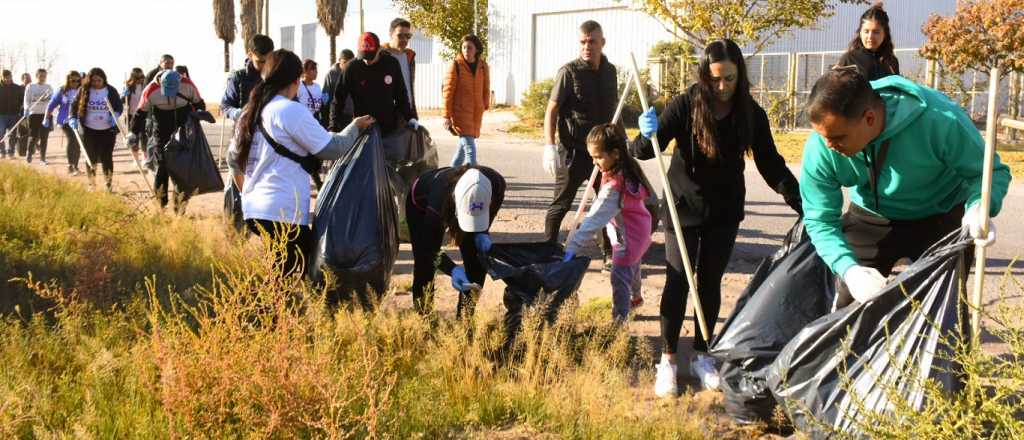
[384,75,393,85]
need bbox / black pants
[154,161,191,209]
[27,114,49,161]
[16,122,29,157]
[835,203,966,308]
[406,195,485,318]
[544,150,611,254]
[246,219,313,279]
[82,127,115,178]
[660,218,740,354]
[61,125,81,169]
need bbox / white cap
[454,169,492,233]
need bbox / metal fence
[654,48,1024,129]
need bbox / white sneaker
[690,355,721,391]
[654,359,678,397]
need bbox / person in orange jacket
[443,34,490,166]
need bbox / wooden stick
[628,52,710,343]
[564,69,636,248]
[971,66,1000,343]
[104,97,155,195]
[0,92,49,145]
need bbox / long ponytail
[234,49,303,173]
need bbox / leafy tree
[623,0,867,55]
[920,0,1024,75]
[391,0,488,60]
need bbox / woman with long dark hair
[406,164,505,318]
[836,2,899,80]
[228,49,374,277]
[630,39,802,397]
[69,68,122,192]
[44,71,83,175]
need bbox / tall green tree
[391,0,488,60]
[317,0,349,65]
[624,0,867,55]
[213,0,236,72]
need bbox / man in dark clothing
[330,32,415,136]
[541,20,618,259]
[145,54,175,85]
[221,34,274,121]
[322,49,354,126]
[0,70,23,158]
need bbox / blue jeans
[611,263,642,322]
[0,114,17,155]
[449,135,478,167]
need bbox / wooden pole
[104,97,155,195]
[629,52,710,343]
[971,66,1000,343]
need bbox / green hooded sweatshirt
[800,75,1012,277]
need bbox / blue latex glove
[227,108,242,120]
[562,251,575,262]
[407,118,419,130]
[42,117,51,129]
[638,107,658,139]
[321,93,331,106]
[68,118,80,131]
[473,233,492,253]
[451,266,471,292]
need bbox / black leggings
[406,195,486,318]
[660,218,740,354]
[246,218,313,279]
[544,149,612,254]
[27,114,49,161]
[835,203,966,308]
[61,125,81,169]
[82,127,115,176]
[154,161,190,208]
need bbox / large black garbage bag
[482,242,591,351]
[709,220,837,424]
[163,111,223,196]
[382,126,439,242]
[767,230,971,438]
[223,180,244,231]
[308,126,399,308]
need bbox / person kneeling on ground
[228,49,374,278]
[564,123,654,322]
[407,165,505,318]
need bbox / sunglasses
[397,33,413,39]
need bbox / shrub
[515,78,555,127]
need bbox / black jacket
[329,53,414,135]
[551,55,618,156]
[628,86,801,226]
[0,83,24,115]
[221,60,262,117]
[837,47,900,81]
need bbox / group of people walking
[0,4,1011,400]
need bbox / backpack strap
[256,119,322,180]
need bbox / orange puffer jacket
[442,54,489,138]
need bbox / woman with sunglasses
[44,71,83,175]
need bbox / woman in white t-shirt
[297,59,326,127]
[228,49,374,277]
[68,67,124,192]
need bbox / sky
[0,0,402,102]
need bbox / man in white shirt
[23,69,53,164]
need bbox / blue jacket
[46,86,79,126]
[221,60,261,119]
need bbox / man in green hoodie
[800,68,1011,307]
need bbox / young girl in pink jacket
[564,123,655,321]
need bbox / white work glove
[844,265,888,304]
[542,144,563,177]
[962,204,996,248]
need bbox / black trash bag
[163,112,223,196]
[708,220,837,424]
[308,126,399,309]
[382,126,439,242]
[482,242,591,352]
[767,230,971,438]
[223,180,244,231]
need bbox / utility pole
[359,0,365,34]
[473,0,478,34]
